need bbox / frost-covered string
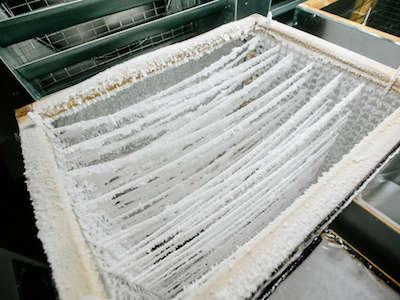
[33,32,395,299]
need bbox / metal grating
[1,0,206,97]
[0,0,74,17]
[367,0,400,37]
[5,1,169,64]
[30,23,197,95]
[36,2,168,51]
[2,0,274,99]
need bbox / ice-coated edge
[17,13,400,300]
[16,14,263,300]
[18,114,106,300]
[181,105,400,300]
[179,20,400,300]
[16,14,262,120]
[16,15,399,120]
[265,19,399,92]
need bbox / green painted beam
[0,0,158,46]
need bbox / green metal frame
[16,0,226,81]
[0,0,271,100]
[0,0,158,46]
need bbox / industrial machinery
[16,12,400,300]
[5,0,400,299]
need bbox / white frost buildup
[18,15,400,300]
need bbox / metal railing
[1,0,271,99]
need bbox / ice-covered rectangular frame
[17,14,400,300]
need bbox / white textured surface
[18,15,400,300]
[19,116,106,300]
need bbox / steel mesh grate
[0,0,74,17]
[367,0,400,37]
[37,1,168,52]
[1,0,206,97]
[30,23,197,95]
[5,1,169,65]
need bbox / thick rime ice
[27,29,400,300]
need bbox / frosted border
[18,115,107,300]
[17,14,400,300]
[16,15,260,120]
[182,106,400,300]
